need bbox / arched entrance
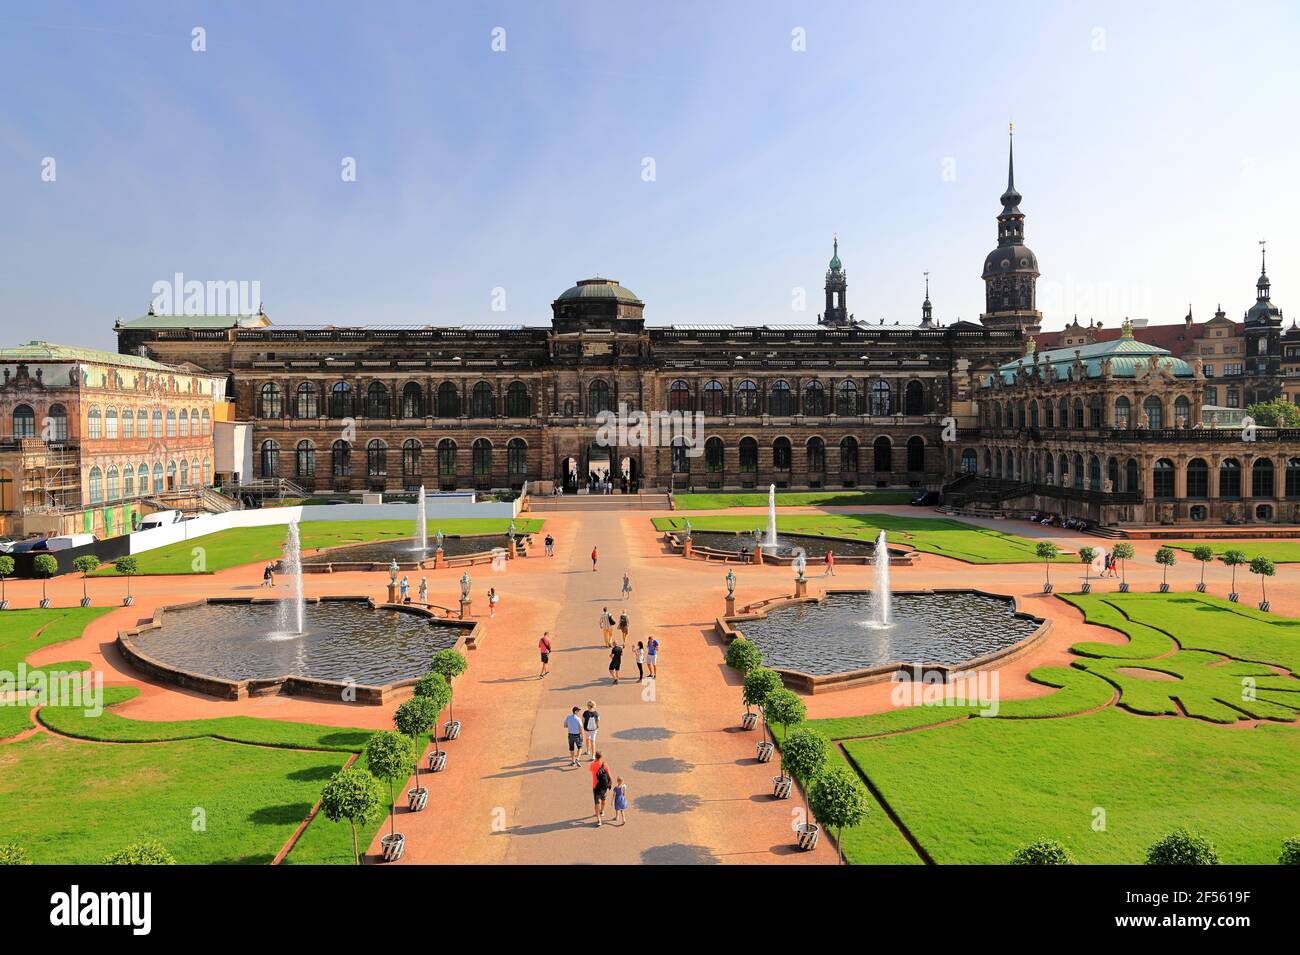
[587,444,612,490]
[559,456,579,493]
[619,455,639,493]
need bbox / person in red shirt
[825,549,836,577]
[538,631,552,679]
[591,546,598,572]
[590,751,611,827]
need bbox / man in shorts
[563,706,583,767]
[646,636,659,679]
[591,751,611,827]
[538,631,552,679]
[582,701,600,757]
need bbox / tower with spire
[921,272,933,325]
[980,125,1041,334]
[819,235,850,326]
[1244,240,1284,400]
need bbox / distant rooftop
[996,326,1195,383]
[117,313,271,330]
[0,340,191,372]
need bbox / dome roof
[982,245,1038,278]
[995,334,1194,383]
[555,278,642,304]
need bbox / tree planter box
[1042,582,1053,594]
[756,740,775,763]
[1159,583,1170,593]
[1229,592,1240,603]
[0,600,8,611]
[123,595,134,606]
[741,712,758,731]
[1080,583,1091,594]
[444,720,462,741]
[1119,582,1130,593]
[427,750,447,773]
[1196,582,1207,594]
[407,787,428,812]
[380,833,405,862]
[1259,600,1271,613]
[39,598,50,609]
[80,597,91,608]
[772,775,793,799]
[796,823,821,851]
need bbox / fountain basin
[117,597,478,704]
[718,589,1049,694]
[671,531,916,565]
[295,534,531,572]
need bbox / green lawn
[654,513,1075,563]
[0,607,115,740]
[1166,540,1300,563]
[92,517,544,576]
[673,490,914,509]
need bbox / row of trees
[1035,541,1276,604]
[0,553,141,608]
[1012,829,1300,865]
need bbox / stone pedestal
[508,539,518,559]
[794,578,807,598]
[725,595,736,616]
[387,583,398,604]
[459,598,471,620]
[434,549,445,569]
[753,548,764,565]
[682,539,693,558]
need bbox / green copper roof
[828,237,842,272]
[117,313,270,330]
[996,335,1194,383]
[554,279,643,304]
[0,340,193,372]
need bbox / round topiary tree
[319,765,384,865]
[780,726,828,827]
[72,554,100,606]
[725,636,763,676]
[1078,546,1098,591]
[394,695,439,803]
[1010,839,1075,865]
[1035,541,1058,592]
[1222,549,1247,600]
[0,843,31,865]
[808,763,871,864]
[1192,545,1215,592]
[114,555,139,605]
[1154,546,1177,591]
[102,840,176,865]
[33,554,58,606]
[365,730,416,857]
[0,554,14,608]
[430,648,468,734]
[1144,827,1220,865]
[762,687,806,746]
[1249,555,1275,609]
[413,671,453,764]
[1279,835,1300,865]
[743,667,783,727]
[1111,542,1135,589]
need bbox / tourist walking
[544,533,554,557]
[591,546,598,572]
[609,642,623,684]
[262,562,274,588]
[399,575,410,603]
[538,631,553,679]
[563,707,583,767]
[418,577,428,604]
[590,752,611,827]
[599,607,615,647]
[613,776,629,826]
[487,587,499,618]
[582,701,600,756]
[646,636,660,679]
[634,641,646,682]
[825,550,836,577]
[621,571,632,600]
[617,609,629,645]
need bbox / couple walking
[562,704,628,826]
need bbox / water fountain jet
[415,485,428,556]
[276,521,306,637]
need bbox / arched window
[366,439,387,476]
[1089,454,1101,490]
[402,439,422,481]
[1252,458,1274,498]
[1125,458,1139,494]
[1287,459,1300,499]
[769,380,793,417]
[904,380,924,416]
[505,382,530,417]
[735,380,758,416]
[807,437,826,472]
[190,409,199,435]
[105,408,119,439]
[1043,400,1054,429]
[1029,401,1039,429]
[471,381,494,418]
[88,407,103,439]
[668,380,692,413]
[153,462,164,492]
[705,436,724,472]
[1153,458,1175,499]
[840,436,859,472]
[1089,396,1103,429]
[166,460,177,490]
[200,409,210,434]
[507,438,528,476]
[331,441,351,477]
[739,437,758,473]
[260,383,282,418]
[1187,458,1208,498]
[873,436,892,472]
[295,382,318,418]
[438,439,457,476]
[1072,398,1085,429]
[1174,396,1191,428]
[260,440,279,476]
[870,380,891,416]
[907,436,925,472]
[1114,396,1131,429]
[702,379,725,416]
[166,409,177,437]
[123,465,134,498]
[178,408,188,436]
[587,379,611,415]
[296,441,315,479]
[151,409,163,438]
[1058,398,1069,429]
[203,458,212,486]
[179,460,189,487]
[330,381,352,419]
[436,382,459,418]
[671,437,690,473]
[773,437,792,469]
[1142,396,1163,430]
[1219,458,1241,498]
[803,380,826,416]
[835,380,858,416]
[137,464,149,495]
[106,466,119,501]
[88,466,103,504]
[961,448,977,474]
[47,404,69,441]
[472,438,492,476]
[401,382,423,419]
[366,381,389,418]
[1107,456,1119,490]
[12,404,35,438]
[1072,453,1084,489]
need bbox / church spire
[1000,123,1022,212]
[1258,238,1270,299]
[820,234,848,326]
[921,271,933,325]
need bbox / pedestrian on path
[825,550,836,577]
[635,641,646,682]
[591,546,598,572]
[646,636,660,679]
[599,607,615,647]
[582,701,600,756]
[263,563,274,588]
[617,610,629,645]
[399,575,410,603]
[564,707,583,767]
[545,533,555,557]
[621,571,632,599]
[538,631,553,679]
[418,577,428,604]
[487,587,499,618]
[591,752,611,827]
[613,777,629,826]
[609,642,623,684]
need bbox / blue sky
[2,1,1298,349]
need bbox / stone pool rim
[295,532,534,572]
[715,587,1051,694]
[667,530,918,566]
[117,596,481,705]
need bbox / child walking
[613,776,629,825]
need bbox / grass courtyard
[1165,540,1300,563]
[91,517,544,576]
[654,512,1074,563]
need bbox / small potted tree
[364,730,417,862]
[1077,546,1097,594]
[1154,546,1176,593]
[102,840,176,865]
[1035,541,1058,593]
[1111,542,1134,593]
[1279,836,1300,865]
[781,727,828,851]
[1249,555,1275,612]
[319,765,383,865]
[1144,827,1220,865]
[0,555,13,610]
[743,667,784,762]
[809,763,871,865]
[1010,840,1075,864]
[72,554,100,607]
[1222,549,1247,602]
[762,688,806,798]
[33,554,57,608]
[726,637,764,729]
[114,555,139,606]
[1192,544,1215,594]
[430,648,468,740]
[414,672,452,772]
[393,695,439,812]
[0,843,31,865]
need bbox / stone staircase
[527,493,673,512]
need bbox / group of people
[395,575,431,605]
[1100,551,1124,577]
[562,704,629,827]
[597,605,658,683]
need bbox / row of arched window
[13,404,211,441]
[679,435,926,474]
[260,437,530,479]
[986,395,1194,431]
[87,458,212,504]
[666,378,927,417]
[259,380,533,419]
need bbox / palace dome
[554,278,643,305]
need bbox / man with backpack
[599,607,615,647]
[590,751,612,827]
